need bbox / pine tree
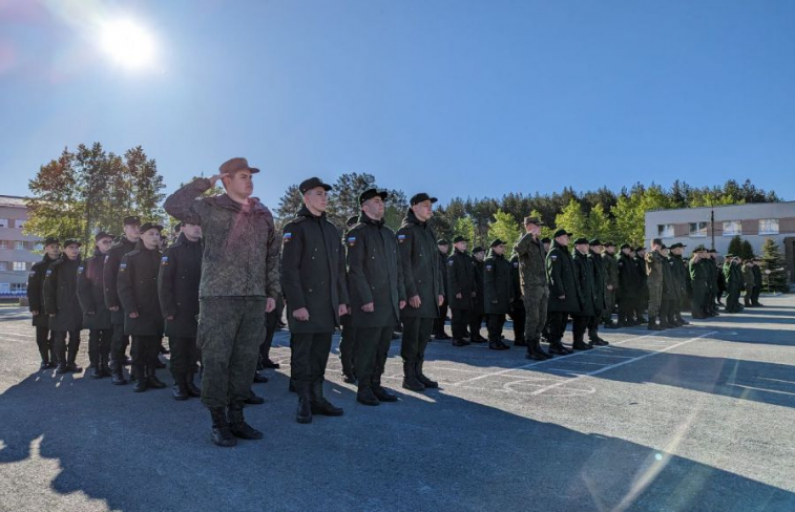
[761,238,788,293]
[740,240,755,261]
[488,210,522,249]
[453,217,476,247]
[727,235,744,257]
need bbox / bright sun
[100,19,156,69]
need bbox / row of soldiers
[27,156,761,447]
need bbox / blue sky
[1,0,793,209]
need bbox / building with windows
[0,195,43,296]
[645,201,795,282]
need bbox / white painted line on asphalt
[528,331,718,396]
[449,333,658,387]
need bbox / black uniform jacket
[77,248,113,330]
[397,208,442,319]
[44,256,83,332]
[118,242,164,337]
[158,233,203,338]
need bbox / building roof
[646,200,795,214]
[0,195,29,209]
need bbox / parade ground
[1,296,794,512]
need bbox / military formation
[27,157,765,447]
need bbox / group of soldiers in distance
[25,157,764,447]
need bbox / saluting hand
[208,173,224,187]
[293,307,310,322]
[408,295,421,308]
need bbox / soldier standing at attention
[447,236,475,347]
[433,239,452,340]
[281,177,349,423]
[339,215,360,383]
[742,259,755,308]
[44,239,84,373]
[545,230,578,355]
[397,193,443,392]
[601,242,619,329]
[635,247,650,324]
[483,239,512,351]
[668,243,690,326]
[158,220,203,401]
[689,247,710,319]
[587,239,608,346]
[508,251,526,348]
[540,236,552,343]
[616,244,638,327]
[723,255,744,313]
[645,239,665,331]
[28,237,60,370]
[104,216,141,385]
[118,223,167,392]
[164,158,280,447]
[77,232,115,379]
[706,250,721,316]
[347,189,406,406]
[514,216,551,360]
[571,238,595,351]
[469,246,487,343]
[752,258,764,306]
[659,244,677,328]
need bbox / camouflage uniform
[164,178,281,409]
[514,233,548,352]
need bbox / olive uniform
[514,232,549,357]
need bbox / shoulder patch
[119,263,127,272]
[45,269,53,276]
[29,271,36,278]
[485,264,493,272]
[397,234,408,243]
[283,232,293,243]
[448,259,455,266]
[161,256,169,266]
[513,262,519,268]
[347,236,357,247]
[550,254,558,260]
[78,266,84,274]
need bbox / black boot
[209,407,237,447]
[372,374,398,403]
[146,368,167,389]
[172,374,189,401]
[111,364,127,385]
[186,372,201,397]
[401,361,425,392]
[252,371,269,384]
[416,360,438,389]
[310,381,344,417]
[572,339,593,351]
[295,381,313,424]
[526,338,552,360]
[228,404,263,439]
[548,341,572,355]
[647,317,663,331]
[244,390,265,405]
[90,367,102,379]
[133,366,147,392]
[356,385,380,406]
[676,313,690,326]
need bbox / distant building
[0,196,42,296]
[645,201,795,282]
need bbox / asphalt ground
[1,295,794,512]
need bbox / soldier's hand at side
[266,298,276,313]
[87,311,95,316]
[31,310,38,316]
[293,307,310,322]
[559,295,565,300]
[438,295,444,307]
[362,302,375,313]
[129,312,139,319]
[399,300,406,310]
[109,306,119,312]
[408,295,421,308]
[455,293,462,299]
[167,316,174,321]
[607,285,613,291]
[338,304,349,317]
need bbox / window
[15,241,25,250]
[0,240,9,249]
[12,262,26,271]
[15,220,26,230]
[759,219,779,235]
[723,220,742,236]
[657,224,675,238]
[689,222,708,237]
[0,262,7,271]
[0,218,7,228]
[10,283,26,293]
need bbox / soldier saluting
[347,188,406,406]
[28,236,60,369]
[281,177,349,423]
[165,157,280,447]
[514,216,551,360]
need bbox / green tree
[761,238,788,292]
[586,203,616,242]
[453,217,476,247]
[276,184,303,221]
[613,193,644,246]
[740,240,755,261]
[727,235,744,257]
[487,210,522,249]
[554,199,588,238]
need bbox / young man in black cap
[164,157,279,446]
[616,243,639,326]
[601,242,619,328]
[339,214,360,383]
[397,192,444,391]
[347,188,405,406]
[546,230,578,355]
[483,239,512,351]
[28,236,60,369]
[433,238,451,340]
[281,177,349,422]
[158,219,203,400]
[44,239,84,373]
[514,216,550,360]
[587,239,608,345]
[104,215,141,385]
[668,243,690,326]
[77,232,115,378]
[571,238,595,350]
[118,223,167,392]
[689,246,711,319]
[469,246,487,343]
[447,235,475,347]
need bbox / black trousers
[508,301,526,343]
[572,315,590,342]
[131,335,160,373]
[469,311,484,339]
[433,300,449,337]
[258,307,280,363]
[169,336,200,377]
[487,314,506,342]
[547,311,569,343]
[339,315,357,374]
[109,323,129,367]
[451,308,469,339]
[355,326,393,390]
[291,332,333,384]
[587,312,602,341]
[88,328,113,367]
[52,330,80,365]
[35,325,52,363]
[401,317,434,363]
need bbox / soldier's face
[576,243,588,254]
[454,241,467,252]
[141,229,160,250]
[362,196,385,220]
[474,251,485,261]
[124,223,141,241]
[606,247,615,255]
[96,238,113,254]
[223,170,254,198]
[543,243,550,251]
[592,245,603,254]
[411,201,433,222]
[64,244,80,259]
[556,235,569,246]
[45,243,60,259]
[182,223,202,241]
[526,223,540,235]
[493,244,505,256]
[438,244,449,255]
[304,187,328,213]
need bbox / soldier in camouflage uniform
[28,237,60,369]
[164,157,280,447]
[601,242,619,329]
[514,216,551,360]
[645,239,665,330]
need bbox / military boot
[172,374,189,401]
[111,364,127,385]
[676,313,690,326]
[295,381,313,424]
[310,381,344,417]
[209,407,237,448]
[228,404,263,439]
[402,362,425,392]
[647,317,663,331]
[356,385,380,406]
[186,372,201,397]
[548,340,572,355]
[372,373,398,403]
[133,366,147,392]
[90,366,102,379]
[65,346,82,373]
[572,339,593,351]
[146,367,167,389]
[416,360,438,389]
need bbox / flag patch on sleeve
[347,236,356,247]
